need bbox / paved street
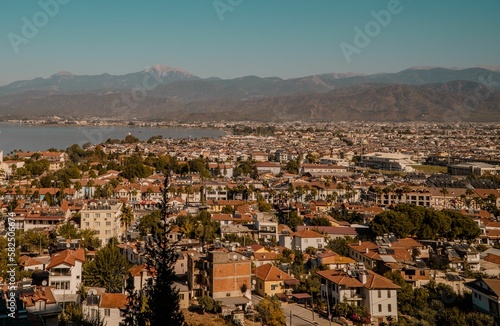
[250,294,341,326]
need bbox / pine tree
[121,173,186,326]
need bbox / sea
[0,122,225,154]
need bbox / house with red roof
[253,263,299,297]
[46,248,85,302]
[290,228,325,252]
[317,266,400,324]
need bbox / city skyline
[1,0,500,85]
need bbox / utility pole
[290,310,292,326]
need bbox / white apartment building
[80,200,123,246]
[361,152,416,172]
[291,229,325,252]
[46,248,85,303]
[318,265,400,324]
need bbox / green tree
[138,210,162,238]
[121,174,186,326]
[326,236,355,256]
[121,205,134,233]
[83,238,130,293]
[256,296,286,326]
[287,211,303,229]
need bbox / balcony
[49,271,71,276]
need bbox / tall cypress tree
[121,173,186,326]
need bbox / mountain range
[1,64,499,122]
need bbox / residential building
[46,248,85,304]
[253,263,299,297]
[207,251,251,301]
[360,152,416,172]
[254,212,278,243]
[465,278,500,318]
[301,164,348,177]
[80,200,123,246]
[82,290,127,326]
[291,229,325,252]
[0,284,62,326]
[254,162,281,176]
[318,265,400,324]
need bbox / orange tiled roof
[317,269,400,290]
[292,229,323,239]
[46,248,85,269]
[253,263,295,282]
[100,293,128,309]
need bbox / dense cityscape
[2,0,500,325]
[0,121,499,325]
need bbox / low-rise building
[253,263,299,297]
[465,278,500,319]
[318,265,400,324]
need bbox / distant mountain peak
[404,66,460,71]
[143,64,194,77]
[50,71,75,78]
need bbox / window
[106,221,111,226]
[95,213,100,218]
[317,239,322,243]
[85,222,90,227]
[378,289,381,298]
[420,270,426,276]
[259,283,263,290]
[106,213,111,218]
[378,304,382,312]
[84,213,89,218]
[105,230,111,235]
[271,284,277,291]
[95,222,100,227]
[226,293,231,297]
[388,304,392,313]
[104,309,110,317]
[305,239,308,243]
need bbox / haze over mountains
[1,65,499,122]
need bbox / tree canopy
[371,204,480,240]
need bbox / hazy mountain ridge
[1,80,498,122]
[0,66,499,121]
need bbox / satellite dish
[41,280,48,286]
[87,290,93,296]
[91,289,97,295]
[252,280,256,285]
[233,255,238,260]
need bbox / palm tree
[121,205,134,237]
[87,179,95,199]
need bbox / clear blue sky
[1,0,499,85]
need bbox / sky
[1,0,500,85]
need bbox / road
[250,294,341,326]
